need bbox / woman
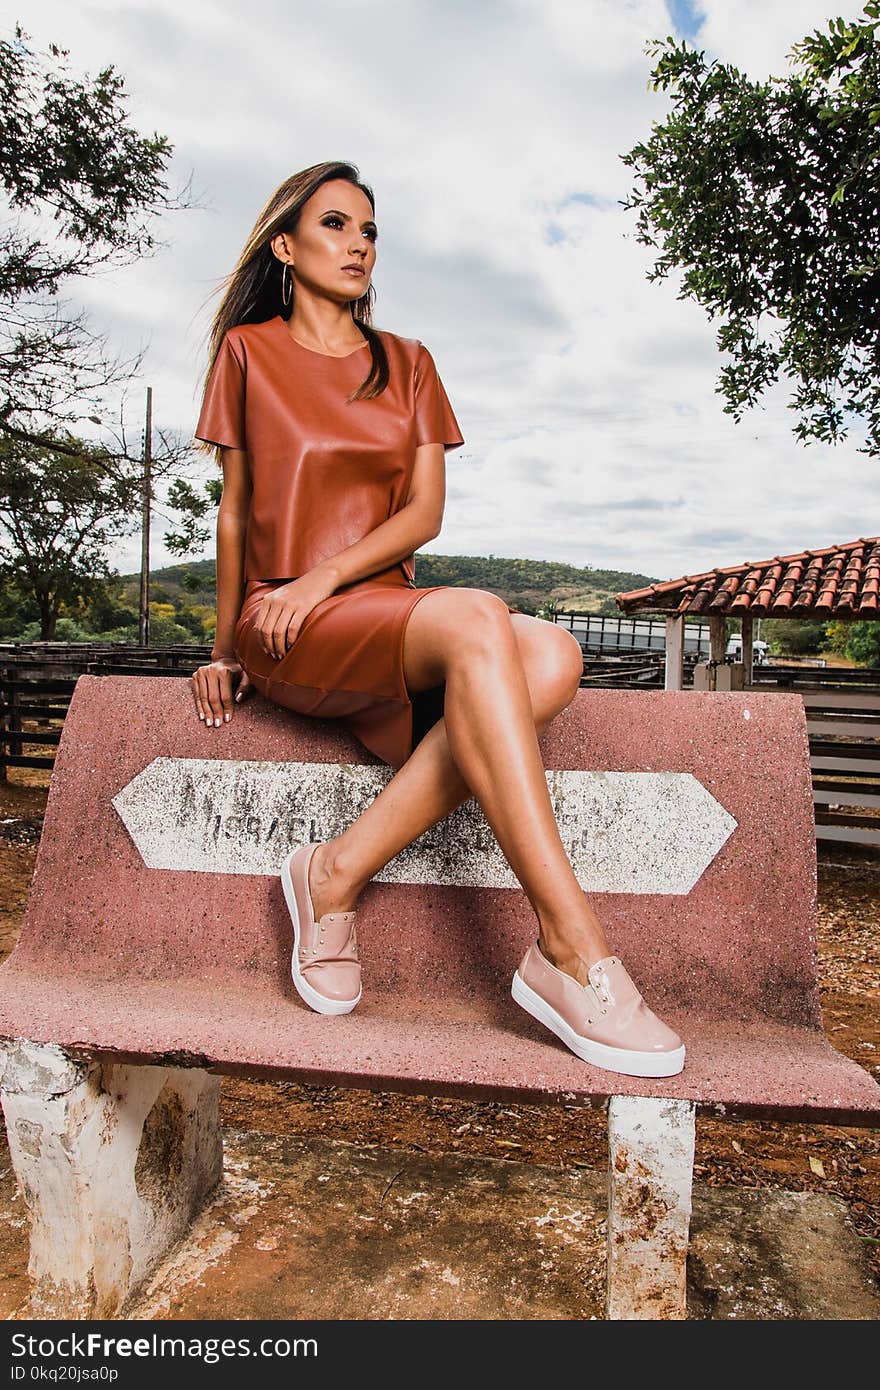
[191,160,684,1079]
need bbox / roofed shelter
[615,537,880,690]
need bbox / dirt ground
[1,759,878,1291]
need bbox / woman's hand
[254,570,337,661]
[191,656,254,728]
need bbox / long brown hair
[196,160,389,459]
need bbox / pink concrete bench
[0,675,877,1319]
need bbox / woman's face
[274,178,377,303]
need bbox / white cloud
[12,0,876,583]
[696,0,853,76]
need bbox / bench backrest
[2,675,818,1028]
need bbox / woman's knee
[408,583,511,653]
[452,589,515,646]
[406,588,514,674]
[554,626,586,695]
[517,620,583,715]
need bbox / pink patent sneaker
[511,942,685,1078]
[281,842,361,1015]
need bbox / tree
[81,582,138,635]
[164,476,223,556]
[620,3,880,456]
[826,618,880,664]
[0,23,222,620]
[536,596,562,620]
[0,576,38,639]
[0,23,197,446]
[0,432,142,638]
[760,618,829,656]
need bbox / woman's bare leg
[309,611,567,917]
[308,594,612,984]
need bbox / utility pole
[138,386,152,647]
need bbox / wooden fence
[802,690,880,850]
[0,644,210,773]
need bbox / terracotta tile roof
[616,537,880,619]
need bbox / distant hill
[116,554,659,617]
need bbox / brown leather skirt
[234,566,455,771]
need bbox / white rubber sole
[281,849,361,1016]
[511,971,685,1078]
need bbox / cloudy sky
[12,0,878,583]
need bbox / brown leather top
[194,314,464,583]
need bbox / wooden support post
[9,673,21,777]
[664,616,684,691]
[0,665,8,783]
[709,615,727,665]
[740,613,754,685]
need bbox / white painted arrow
[111,757,736,895]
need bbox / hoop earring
[282,262,293,307]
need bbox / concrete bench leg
[0,1039,222,1318]
[606,1095,696,1320]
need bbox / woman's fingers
[193,666,220,724]
[235,669,254,703]
[203,666,231,726]
[259,598,302,660]
[276,608,302,659]
[191,664,240,727]
[256,601,278,658]
[191,668,207,722]
[268,609,286,661]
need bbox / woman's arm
[312,441,446,591]
[211,446,252,658]
[190,447,253,726]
